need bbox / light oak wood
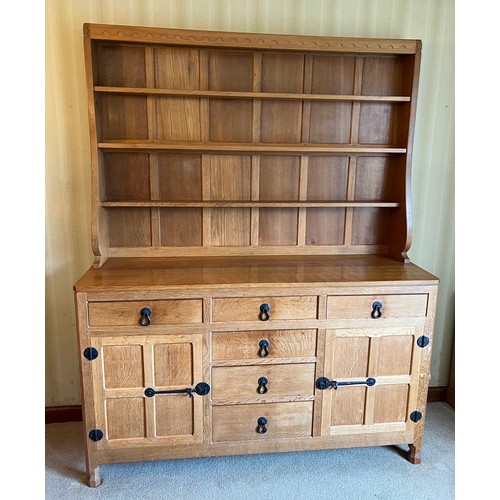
[91,334,205,450]
[75,24,437,487]
[212,402,313,442]
[212,330,317,362]
[212,363,315,400]
[212,296,318,322]
[327,294,427,319]
[88,299,202,326]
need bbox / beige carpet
[45,402,454,499]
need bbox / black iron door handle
[315,377,376,390]
[144,382,210,398]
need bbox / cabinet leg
[88,466,102,487]
[407,444,421,464]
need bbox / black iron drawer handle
[144,382,210,398]
[315,376,376,390]
[256,416,268,434]
[258,339,270,357]
[257,376,269,394]
[259,303,271,321]
[371,301,382,319]
[140,307,152,326]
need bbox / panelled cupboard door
[318,327,424,436]
[89,334,205,449]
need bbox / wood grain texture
[211,363,315,400]
[75,256,438,292]
[71,23,442,485]
[85,24,421,54]
[327,294,428,319]
[212,296,318,322]
[212,330,316,362]
[88,299,202,326]
[212,402,313,442]
[87,25,420,262]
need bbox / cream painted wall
[46,0,454,406]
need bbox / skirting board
[46,387,449,424]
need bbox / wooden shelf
[101,200,401,208]
[98,141,407,155]
[94,86,411,103]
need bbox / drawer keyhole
[257,376,269,394]
[140,307,152,326]
[256,416,268,434]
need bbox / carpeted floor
[45,402,454,499]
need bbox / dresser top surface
[74,256,438,292]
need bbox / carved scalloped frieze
[84,24,419,54]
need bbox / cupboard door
[89,334,205,449]
[318,327,424,436]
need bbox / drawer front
[212,296,318,323]
[212,364,315,400]
[88,299,203,327]
[213,402,313,442]
[327,294,428,320]
[212,330,317,362]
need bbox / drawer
[88,299,203,327]
[212,402,313,442]
[212,296,318,323]
[327,294,428,320]
[212,364,315,400]
[212,330,317,362]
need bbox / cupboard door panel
[91,334,204,449]
[155,395,194,437]
[102,344,144,389]
[330,387,366,427]
[106,398,146,440]
[373,385,409,424]
[154,343,193,387]
[319,326,423,436]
